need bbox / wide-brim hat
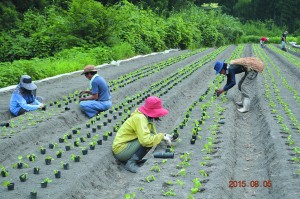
[81,65,97,75]
[138,96,169,118]
[214,61,224,75]
[20,75,37,90]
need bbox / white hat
[20,75,37,90]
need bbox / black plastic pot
[49,144,54,149]
[30,191,37,199]
[1,170,8,177]
[65,107,70,111]
[86,123,90,128]
[97,140,102,145]
[33,167,39,174]
[92,128,96,133]
[104,113,108,118]
[42,105,47,111]
[19,174,27,182]
[59,138,64,143]
[74,141,80,147]
[190,139,196,145]
[41,148,46,154]
[67,134,72,139]
[80,137,85,142]
[41,182,47,188]
[74,156,80,162]
[109,110,113,114]
[113,115,117,120]
[82,149,88,155]
[65,145,71,151]
[118,112,123,116]
[56,153,62,158]
[153,152,174,159]
[103,136,108,141]
[0,122,9,127]
[192,135,197,140]
[58,104,61,108]
[90,145,95,150]
[108,131,112,136]
[97,124,102,130]
[17,162,23,169]
[72,129,78,134]
[63,163,69,170]
[87,133,91,138]
[107,118,112,123]
[103,122,107,126]
[45,159,51,165]
[54,171,61,178]
[7,183,14,191]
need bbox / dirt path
[0,45,299,199]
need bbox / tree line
[0,0,291,63]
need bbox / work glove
[38,103,44,109]
[164,134,173,146]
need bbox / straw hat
[20,75,37,90]
[81,65,97,75]
[138,96,169,118]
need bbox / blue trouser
[282,41,286,49]
[80,100,112,118]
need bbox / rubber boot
[235,97,243,106]
[124,154,140,173]
[237,98,250,113]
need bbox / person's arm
[15,94,40,111]
[80,82,98,101]
[223,69,236,91]
[134,115,164,147]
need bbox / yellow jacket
[112,109,164,154]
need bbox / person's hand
[79,98,85,102]
[79,91,86,97]
[215,89,224,97]
[38,103,44,109]
[164,134,173,146]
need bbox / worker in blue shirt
[79,65,112,118]
[214,61,258,113]
[10,75,44,116]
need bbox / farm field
[0,44,300,199]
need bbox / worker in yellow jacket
[112,96,172,173]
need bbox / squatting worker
[214,57,264,113]
[260,37,269,48]
[112,96,173,173]
[10,75,44,116]
[79,65,112,118]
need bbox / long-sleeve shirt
[223,64,245,91]
[112,109,164,155]
[260,37,267,42]
[10,88,41,116]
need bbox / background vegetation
[0,0,298,88]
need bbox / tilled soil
[0,44,299,199]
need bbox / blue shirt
[91,76,111,101]
[10,88,41,116]
[223,64,245,91]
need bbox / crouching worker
[10,75,44,116]
[112,96,173,173]
[214,57,264,113]
[260,37,269,48]
[79,65,112,118]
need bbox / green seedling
[53,170,59,174]
[145,175,156,183]
[45,155,54,161]
[293,147,300,154]
[150,164,161,173]
[41,178,52,183]
[176,179,184,186]
[13,155,29,168]
[162,159,168,164]
[186,194,195,199]
[124,192,136,199]
[191,178,202,194]
[200,161,207,166]
[199,170,208,177]
[20,173,28,180]
[162,188,176,196]
[2,181,12,187]
[1,165,9,177]
[177,168,186,177]
[136,187,144,191]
